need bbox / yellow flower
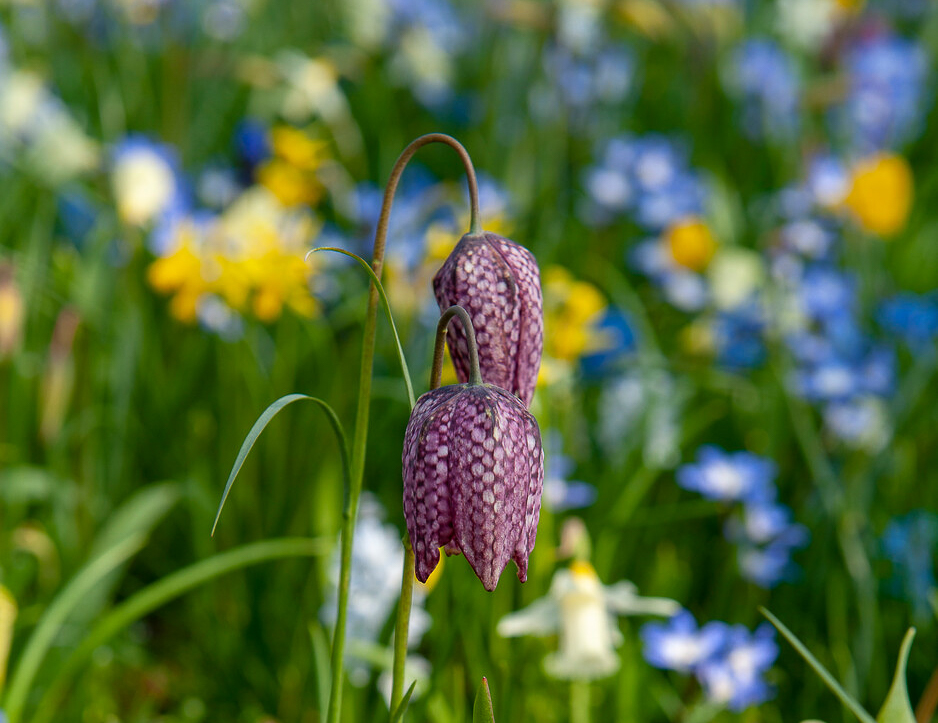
[257,159,324,207]
[270,126,327,170]
[147,188,320,325]
[845,153,913,237]
[665,217,716,271]
[543,266,606,362]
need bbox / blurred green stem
[571,681,590,723]
[332,135,481,723]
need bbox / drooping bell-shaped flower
[433,232,543,407]
[402,381,544,591]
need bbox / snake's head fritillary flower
[433,233,543,408]
[402,382,544,591]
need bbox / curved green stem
[334,134,480,723]
[432,305,482,387]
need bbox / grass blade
[877,628,917,723]
[30,538,329,723]
[390,681,418,723]
[212,394,350,536]
[3,535,146,722]
[760,607,876,723]
[310,247,416,408]
[473,677,495,723]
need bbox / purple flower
[402,382,544,591]
[433,232,544,407]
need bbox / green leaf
[760,608,876,723]
[876,628,917,723]
[29,538,329,723]
[310,247,416,408]
[390,681,417,723]
[473,677,495,723]
[3,535,146,723]
[212,394,349,536]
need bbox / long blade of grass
[3,535,146,723]
[310,247,416,408]
[390,681,418,723]
[760,607,876,723]
[212,394,350,536]
[29,538,329,723]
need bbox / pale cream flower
[498,561,680,680]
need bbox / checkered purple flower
[433,232,543,407]
[402,382,544,591]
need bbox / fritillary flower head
[433,232,543,407]
[403,306,544,591]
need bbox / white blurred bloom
[707,248,764,311]
[776,0,836,51]
[498,561,679,681]
[112,139,178,226]
[278,53,347,123]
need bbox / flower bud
[403,382,544,591]
[433,233,543,407]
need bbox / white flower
[498,561,680,681]
[707,249,764,311]
[112,138,179,226]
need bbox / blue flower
[727,40,801,140]
[233,119,270,169]
[797,265,856,323]
[877,293,938,349]
[842,33,929,152]
[642,613,778,711]
[778,219,836,260]
[712,304,766,369]
[580,307,637,376]
[881,510,938,619]
[806,155,849,208]
[641,611,729,673]
[584,135,707,230]
[676,446,776,503]
[696,624,778,711]
[544,43,635,111]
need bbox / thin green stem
[390,539,416,713]
[571,680,591,723]
[330,134,480,723]
[433,305,482,386]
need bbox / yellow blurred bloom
[844,153,913,237]
[543,266,606,362]
[270,126,327,171]
[147,188,320,325]
[0,262,24,359]
[0,584,15,688]
[258,126,328,207]
[257,159,324,207]
[665,217,716,271]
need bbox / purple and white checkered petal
[434,232,543,407]
[402,383,544,591]
[402,385,463,582]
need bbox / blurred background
[1,0,938,721]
